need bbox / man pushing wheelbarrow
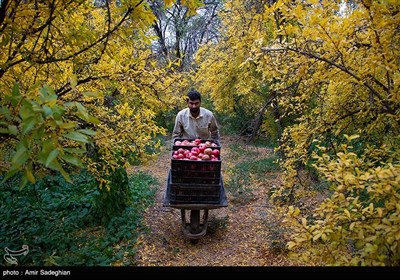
[163,90,228,239]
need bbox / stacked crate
[169,138,222,204]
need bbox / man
[172,90,220,143]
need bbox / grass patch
[234,157,280,176]
[226,143,260,159]
[0,170,156,266]
[226,154,280,205]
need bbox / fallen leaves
[129,136,300,266]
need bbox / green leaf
[39,85,57,106]
[59,122,77,130]
[25,169,36,184]
[0,106,11,119]
[64,147,86,154]
[31,102,43,112]
[48,158,72,183]
[64,131,89,143]
[1,168,20,184]
[33,124,45,139]
[52,106,65,119]
[61,154,83,167]
[82,91,100,98]
[21,117,36,134]
[37,138,56,164]
[12,83,20,97]
[11,145,28,167]
[64,102,75,107]
[75,102,89,121]
[19,175,28,189]
[19,100,34,119]
[8,125,18,135]
[45,149,59,167]
[42,105,53,117]
[78,129,96,136]
[87,115,100,124]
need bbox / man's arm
[209,114,220,142]
[172,113,183,141]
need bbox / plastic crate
[170,157,221,184]
[172,138,221,149]
[168,173,221,204]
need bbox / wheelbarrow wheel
[181,209,209,239]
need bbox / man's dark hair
[187,90,201,101]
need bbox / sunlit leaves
[0,0,196,188]
[195,0,400,266]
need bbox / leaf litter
[128,136,302,266]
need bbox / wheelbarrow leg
[190,210,200,233]
[180,209,186,228]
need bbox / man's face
[187,99,201,114]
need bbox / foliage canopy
[195,0,399,265]
[0,0,198,188]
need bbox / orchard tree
[149,0,223,70]
[257,0,399,265]
[195,0,282,142]
[273,0,398,266]
[195,0,399,265]
[0,0,197,216]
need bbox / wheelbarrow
[163,170,228,239]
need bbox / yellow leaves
[364,243,378,254]
[82,91,101,98]
[344,209,351,219]
[70,74,78,88]
[272,0,284,10]
[0,0,187,188]
[368,203,374,215]
[284,24,299,36]
[293,4,304,19]
[312,233,321,242]
[163,0,203,16]
[116,102,134,118]
[287,241,297,250]
[25,169,36,184]
[343,173,357,185]
[164,0,174,7]
[344,134,360,142]
[194,0,399,266]
[288,205,300,217]
[377,208,383,218]
[338,193,346,201]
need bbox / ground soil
[129,135,299,266]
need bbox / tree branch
[262,46,395,114]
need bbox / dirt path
[131,136,297,266]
